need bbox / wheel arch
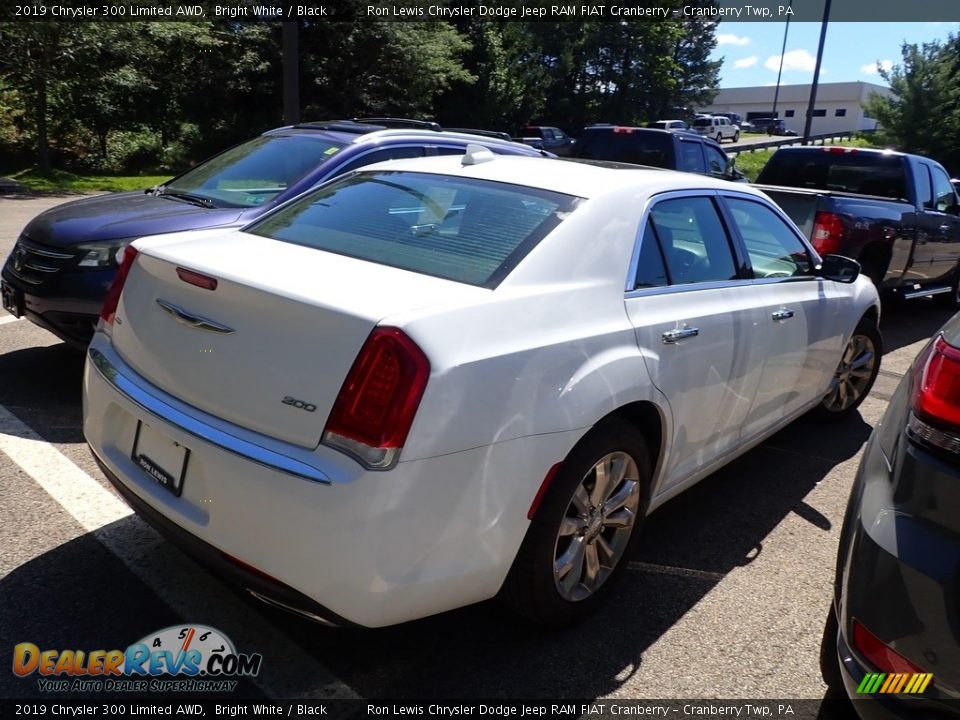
[858,242,892,286]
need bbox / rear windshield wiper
[157,189,216,208]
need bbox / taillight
[811,211,845,255]
[99,246,139,328]
[851,619,925,675]
[322,327,430,470]
[908,335,960,452]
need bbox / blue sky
[711,21,959,88]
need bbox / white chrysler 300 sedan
[84,149,881,628]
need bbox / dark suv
[570,126,743,181]
[1,119,547,347]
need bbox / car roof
[355,154,762,200]
[262,119,543,154]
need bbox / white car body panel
[83,155,880,627]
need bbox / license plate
[131,421,189,496]
[1,280,22,318]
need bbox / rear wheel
[500,418,651,626]
[813,318,881,421]
[716,133,724,144]
[733,131,740,143]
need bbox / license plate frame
[1,280,22,318]
[131,421,189,497]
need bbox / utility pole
[771,0,793,125]
[282,5,300,125]
[803,0,832,144]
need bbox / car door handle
[772,309,795,322]
[662,327,699,344]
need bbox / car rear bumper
[833,428,960,717]
[83,334,581,627]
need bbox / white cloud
[765,49,817,72]
[860,60,894,75]
[718,33,751,46]
[733,56,758,69]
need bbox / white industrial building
[704,81,894,135]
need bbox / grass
[731,134,884,182]
[8,168,171,193]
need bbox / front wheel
[500,418,651,626]
[813,318,881,421]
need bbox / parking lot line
[0,402,360,700]
[0,315,20,326]
[627,560,724,582]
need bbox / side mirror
[816,254,860,283]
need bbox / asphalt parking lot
[0,193,952,709]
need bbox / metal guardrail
[727,130,855,157]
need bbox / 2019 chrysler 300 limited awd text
[84,150,882,628]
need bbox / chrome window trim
[88,346,331,485]
[626,274,818,300]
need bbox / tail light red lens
[911,335,960,432]
[99,246,139,328]
[322,327,430,470]
[811,211,845,256]
[851,619,925,674]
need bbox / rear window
[574,129,674,168]
[693,118,712,127]
[246,171,580,288]
[757,151,907,199]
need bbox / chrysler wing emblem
[155,299,235,334]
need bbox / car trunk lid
[110,231,485,448]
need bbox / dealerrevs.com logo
[13,625,262,693]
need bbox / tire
[813,317,882,421]
[733,131,740,143]
[500,418,651,626]
[716,133,724,144]
[935,266,960,310]
[820,604,847,696]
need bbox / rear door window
[246,171,581,288]
[648,197,738,284]
[677,140,706,173]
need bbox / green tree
[864,33,960,174]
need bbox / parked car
[513,126,576,156]
[647,120,689,130]
[756,146,960,306]
[571,125,745,181]
[84,150,881,628]
[713,112,743,127]
[691,115,740,143]
[0,119,547,348]
[822,313,960,717]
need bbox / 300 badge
[125,625,262,677]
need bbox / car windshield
[163,135,344,209]
[246,171,581,288]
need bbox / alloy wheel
[553,451,640,601]
[823,332,877,412]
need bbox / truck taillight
[99,246,139,329]
[322,327,430,470]
[811,211,845,255]
[908,335,960,453]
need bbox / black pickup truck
[755,146,960,306]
